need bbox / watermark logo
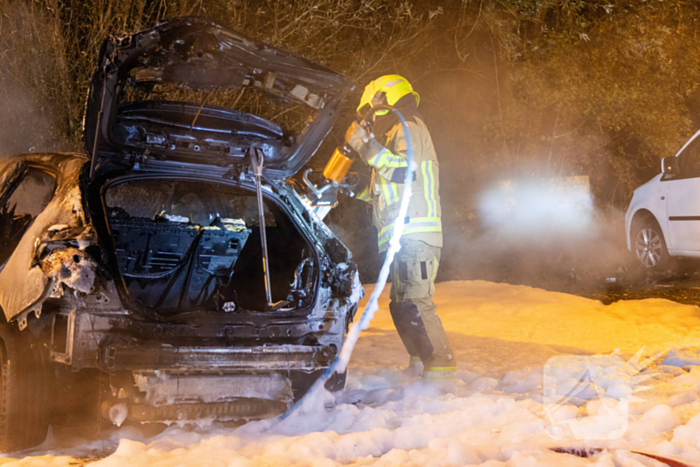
[543,349,663,440]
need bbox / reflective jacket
[356,116,442,252]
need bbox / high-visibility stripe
[421,161,431,216]
[423,365,457,381]
[356,186,372,202]
[423,374,456,381]
[378,216,442,246]
[377,177,400,205]
[367,148,388,167]
[382,154,408,168]
[378,217,442,238]
[424,366,457,373]
[378,225,442,247]
[367,148,408,169]
[427,161,437,216]
[379,217,442,240]
[380,180,393,205]
[382,79,402,89]
[391,183,400,203]
[401,224,442,235]
[421,161,437,217]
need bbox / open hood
[84,17,353,179]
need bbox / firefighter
[345,75,456,383]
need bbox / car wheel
[0,322,51,452]
[633,219,670,271]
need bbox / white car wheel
[633,222,669,270]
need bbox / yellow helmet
[357,74,420,114]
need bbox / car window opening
[122,84,312,134]
[0,167,57,268]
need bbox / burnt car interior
[79,18,358,317]
[0,166,56,268]
[104,178,315,314]
[79,17,355,317]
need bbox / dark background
[2,0,700,291]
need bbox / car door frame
[0,161,29,272]
[0,159,70,325]
[661,133,700,255]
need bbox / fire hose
[278,104,416,421]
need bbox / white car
[626,129,700,270]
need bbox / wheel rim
[635,227,663,268]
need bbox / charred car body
[0,18,360,450]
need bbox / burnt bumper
[99,339,336,372]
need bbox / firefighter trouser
[389,239,455,371]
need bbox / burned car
[0,18,360,451]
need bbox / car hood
[84,17,353,179]
[634,173,662,195]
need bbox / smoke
[407,37,640,292]
[432,166,635,291]
[437,174,632,292]
[0,77,62,156]
[477,175,596,243]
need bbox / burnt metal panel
[99,339,335,372]
[0,154,90,323]
[84,17,353,179]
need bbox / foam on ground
[6,280,700,466]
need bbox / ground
[6,280,700,466]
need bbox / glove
[344,121,370,153]
[345,121,384,162]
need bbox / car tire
[632,218,671,271]
[0,322,51,452]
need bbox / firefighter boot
[405,356,423,377]
[389,300,455,387]
[423,354,457,394]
